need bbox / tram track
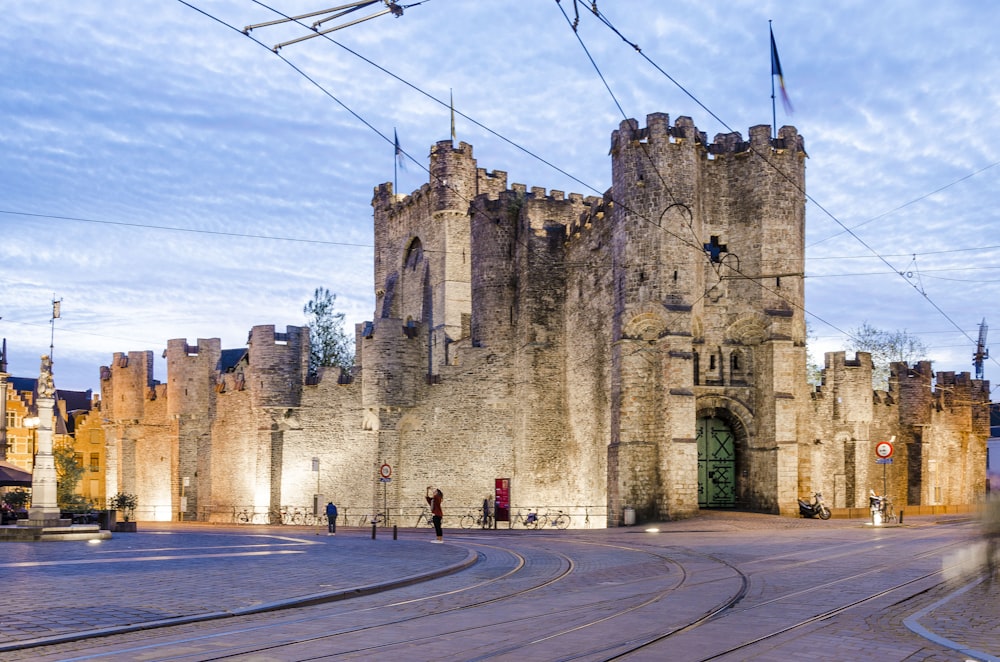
[13,517,989,662]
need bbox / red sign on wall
[494,478,510,522]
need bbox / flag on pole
[394,128,405,170]
[450,89,456,142]
[770,25,793,114]
[52,300,61,319]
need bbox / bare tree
[303,287,354,375]
[846,322,928,390]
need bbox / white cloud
[2,1,999,393]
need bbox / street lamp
[23,416,39,465]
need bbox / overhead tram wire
[244,0,712,265]
[247,0,602,201]
[176,1,683,381]
[0,210,373,248]
[196,2,969,371]
[807,159,1000,248]
[172,3,978,386]
[569,1,984,353]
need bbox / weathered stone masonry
[102,112,990,525]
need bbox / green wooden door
[697,416,736,508]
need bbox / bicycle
[542,510,570,530]
[303,512,327,527]
[512,509,543,529]
[415,508,435,528]
[283,507,305,525]
[235,507,252,524]
[461,511,494,529]
[869,492,896,524]
[367,512,389,527]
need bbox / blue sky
[2,1,998,395]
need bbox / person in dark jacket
[325,502,338,536]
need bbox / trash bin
[98,510,117,531]
[623,507,636,526]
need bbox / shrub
[108,492,138,521]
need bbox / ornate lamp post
[23,416,39,465]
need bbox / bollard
[899,509,904,524]
[371,522,376,539]
[393,525,398,540]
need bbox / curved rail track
[15,518,993,661]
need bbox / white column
[28,395,62,523]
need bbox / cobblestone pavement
[0,513,996,661]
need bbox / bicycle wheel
[236,510,250,524]
[553,513,570,529]
[460,514,475,529]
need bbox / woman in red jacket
[426,486,444,542]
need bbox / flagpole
[770,20,777,140]
[393,127,398,195]
[50,295,61,363]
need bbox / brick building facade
[101,113,991,525]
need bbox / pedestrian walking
[325,501,338,536]
[482,495,493,529]
[426,486,444,542]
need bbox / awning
[0,460,32,487]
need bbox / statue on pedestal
[38,354,55,398]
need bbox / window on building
[90,453,100,473]
[6,411,17,429]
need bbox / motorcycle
[798,492,831,520]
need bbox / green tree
[53,440,87,509]
[303,287,354,375]
[846,322,929,390]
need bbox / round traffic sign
[875,441,894,459]
[379,463,392,479]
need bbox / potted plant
[2,489,30,524]
[108,492,138,532]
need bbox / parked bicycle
[282,506,306,525]
[415,508,436,528]
[540,510,571,530]
[869,491,896,524]
[303,512,327,527]
[461,510,494,529]
[512,509,543,529]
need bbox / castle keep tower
[606,114,808,520]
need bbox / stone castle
[101,113,991,525]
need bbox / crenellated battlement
[610,113,806,157]
[101,350,155,420]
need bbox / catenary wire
[570,2,993,369]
